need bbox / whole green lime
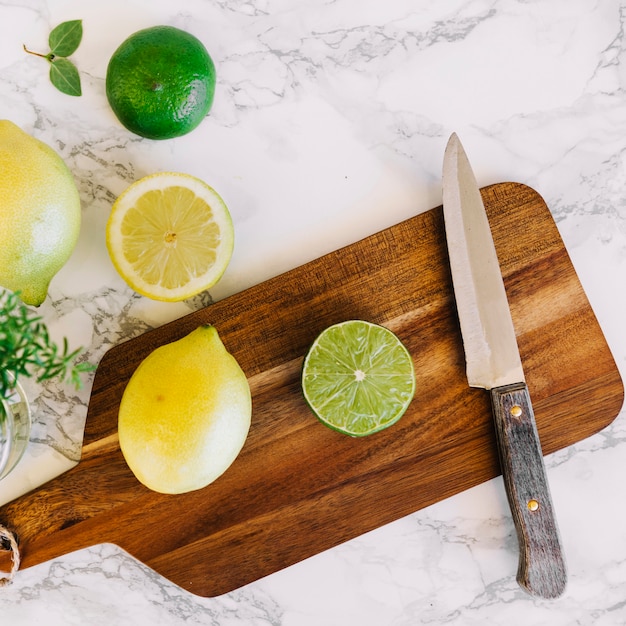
[106,26,216,140]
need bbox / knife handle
[490,382,567,599]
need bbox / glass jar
[0,376,31,481]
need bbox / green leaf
[49,58,82,96]
[48,19,83,57]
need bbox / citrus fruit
[106,172,234,302]
[118,325,252,494]
[0,120,81,306]
[105,25,216,139]
[301,320,415,437]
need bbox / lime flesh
[301,320,415,437]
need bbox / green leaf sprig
[23,20,83,97]
[0,290,94,402]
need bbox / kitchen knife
[442,133,567,598]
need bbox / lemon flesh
[0,120,81,306]
[106,25,216,140]
[301,320,415,437]
[106,172,234,302]
[118,325,252,494]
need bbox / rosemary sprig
[0,290,94,401]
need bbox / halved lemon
[106,172,234,301]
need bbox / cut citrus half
[106,172,234,301]
[301,320,415,437]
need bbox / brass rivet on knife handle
[491,382,567,598]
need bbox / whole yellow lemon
[0,120,81,306]
[118,325,252,494]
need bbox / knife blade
[442,133,567,599]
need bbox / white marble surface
[1,0,626,623]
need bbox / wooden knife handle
[490,382,567,598]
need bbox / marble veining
[1,0,626,623]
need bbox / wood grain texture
[0,183,622,597]
[491,382,567,599]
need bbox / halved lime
[301,320,415,437]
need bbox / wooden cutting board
[0,183,622,597]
